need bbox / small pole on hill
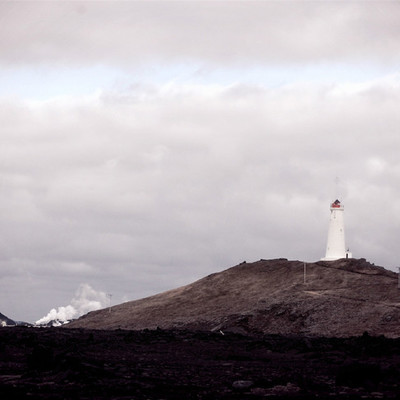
[304,262,307,284]
[107,293,112,313]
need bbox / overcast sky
[1,1,400,323]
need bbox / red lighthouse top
[331,199,341,208]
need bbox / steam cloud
[35,284,108,325]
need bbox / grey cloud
[1,2,400,67]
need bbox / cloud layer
[1,2,400,66]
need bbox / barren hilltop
[67,258,400,337]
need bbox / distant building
[321,200,352,261]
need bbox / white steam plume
[35,284,108,325]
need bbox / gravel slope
[67,258,400,337]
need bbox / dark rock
[1,327,400,399]
[336,362,381,389]
[27,344,55,371]
[232,380,254,390]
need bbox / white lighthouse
[321,199,352,261]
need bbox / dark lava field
[1,327,400,399]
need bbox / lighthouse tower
[321,199,352,261]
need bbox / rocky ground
[1,327,400,399]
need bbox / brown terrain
[2,258,400,399]
[68,258,400,337]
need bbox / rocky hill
[67,258,400,337]
[0,312,15,327]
